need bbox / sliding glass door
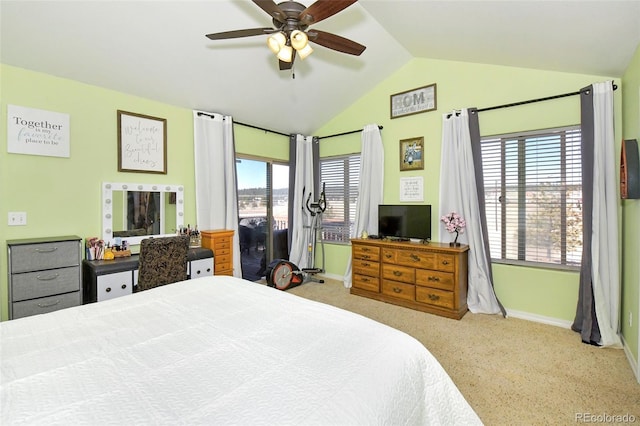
[236,156,289,281]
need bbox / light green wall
[315,57,623,325]
[621,44,640,363]
[0,64,289,321]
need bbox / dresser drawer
[214,238,232,251]
[416,287,454,309]
[97,271,133,302]
[382,280,415,301]
[395,249,436,269]
[435,254,456,272]
[11,266,80,302]
[12,291,81,319]
[10,240,80,273]
[353,273,380,292]
[382,264,415,284]
[415,269,455,291]
[353,259,379,277]
[353,245,380,262]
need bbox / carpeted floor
[283,278,640,425]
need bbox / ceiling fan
[205,0,366,70]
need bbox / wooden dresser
[201,229,234,276]
[351,238,469,319]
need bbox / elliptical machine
[266,183,326,290]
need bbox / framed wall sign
[7,104,70,158]
[390,83,437,119]
[117,110,167,174]
[399,176,424,202]
[399,137,424,171]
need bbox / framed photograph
[390,83,437,119]
[117,110,167,174]
[399,137,424,171]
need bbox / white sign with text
[7,105,70,158]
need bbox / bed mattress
[1,276,481,425]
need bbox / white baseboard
[621,334,640,383]
[504,309,574,329]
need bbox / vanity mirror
[102,182,184,245]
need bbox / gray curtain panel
[571,85,601,345]
[468,108,507,318]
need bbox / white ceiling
[1,1,639,135]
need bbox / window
[481,126,582,269]
[320,154,361,243]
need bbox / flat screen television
[378,204,432,241]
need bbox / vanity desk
[82,247,213,303]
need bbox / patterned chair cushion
[136,235,190,292]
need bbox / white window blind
[320,154,361,243]
[481,125,582,268]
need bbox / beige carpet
[282,278,640,425]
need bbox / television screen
[378,204,431,241]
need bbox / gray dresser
[7,236,82,319]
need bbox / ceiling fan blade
[253,0,287,24]
[206,28,277,40]
[299,0,357,25]
[307,30,366,56]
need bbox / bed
[1,276,481,425]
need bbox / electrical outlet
[629,311,633,328]
[8,212,27,226]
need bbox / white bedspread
[1,276,481,425]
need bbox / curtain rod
[317,125,383,140]
[477,83,618,113]
[196,112,290,137]
[197,112,382,140]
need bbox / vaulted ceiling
[1,1,639,135]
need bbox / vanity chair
[135,235,190,292]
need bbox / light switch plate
[8,212,27,226]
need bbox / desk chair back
[136,235,190,292]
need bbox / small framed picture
[399,137,424,171]
[117,110,167,174]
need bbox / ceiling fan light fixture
[296,43,313,60]
[276,44,293,62]
[267,31,286,54]
[290,30,308,50]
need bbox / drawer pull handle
[35,247,58,253]
[362,277,370,282]
[206,268,211,272]
[428,276,440,282]
[410,254,420,262]
[106,287,112,292]
[362,248,371,252]
[361,254,370,259]
[36,273,59,281]
[385,253,392,258]
[393,270,402,276]
[37,299,60,308]
[121,284,127,290]
[362,262,370,267]
[393,287,402,293]
[428,294,440,301]
[442,260,449,265]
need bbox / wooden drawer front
[381,248,396,263]
[214,238,232,251]
[97,271,133,302]
[214,253,231,267]
[382,280,415,301]
[382,264,415,284]
[353,259,379,277]
[353,245,380,262]
[415,269,455,291]
[11,266,80,302]
[416,287,454,309]
[10,241,79,273]
[353,273,380,292]
[12,291,81,319]
[394,249,436,269]
[436,254,456,272]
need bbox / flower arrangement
[441,212,466,246]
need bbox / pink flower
[441,212,466,234]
